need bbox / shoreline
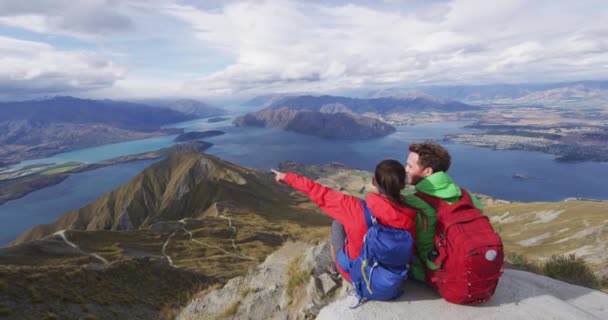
[443,134,608,163]
[0,141,213,206]
[0,127,184,170]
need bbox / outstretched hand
[271,169,286,183]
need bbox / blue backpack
[338,200,414,303]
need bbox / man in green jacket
[401,141,484,282]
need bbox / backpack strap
[359,200,378,261]
[459,188,474,205]
[360,200,377,228]
[415,188,475,206]
[413,191,450,269]
[414,191,447,209]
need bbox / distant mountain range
[0,96,193,131]
[0,96,226,166]
[148,99,227,118]
[234,94,478,139]
[260,94,480,114]
[374,80,608,106]
[244,81,608,109]
[495,84,608,107]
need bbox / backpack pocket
[351,259,408,301]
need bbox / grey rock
[178,241,348,320]
[305,275,320,304]
[302,241,332,273]
[317,273,338,296]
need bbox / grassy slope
[1,153,331,319]
[485,201,608,275]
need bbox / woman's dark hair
[374,159,406,206]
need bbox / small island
[512,173,543,180]
[174,130,225,142]
[234,108,395,139]
[207,117,230,123]
[512,173,531,180]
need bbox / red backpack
[416,188,504,304]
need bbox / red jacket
[284,172,417,261]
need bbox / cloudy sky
[0,0,607,100]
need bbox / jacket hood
[415,172,461,199]
[364,192,416,233]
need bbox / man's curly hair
[408,141,451,173]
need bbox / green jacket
[401,172,483,282]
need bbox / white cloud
[0,0,607,98]
[158,0,608,96]
[0,36,126,98]
[0,0,133,38]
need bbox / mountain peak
[10,151,325,245]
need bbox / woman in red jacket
[272,159,417,282]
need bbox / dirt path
[54,230,109,265]
[161,211,257,267]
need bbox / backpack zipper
[361,260,376,294]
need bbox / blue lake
[16,135,178,168]
[1,116,607,245]
[0,159,158,245]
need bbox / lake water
[0,159,158,245]
[2,115,607,245]
[16,135,178,168]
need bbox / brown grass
[286,256,312,306]
[1,258,209,319]
[506,251,607,291]
[239,287,255,299]
[543,254,602,289]
[216,301,240,319]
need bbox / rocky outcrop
[318,269,608,320]
[178,241,348,320]
[177,240,608,320]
